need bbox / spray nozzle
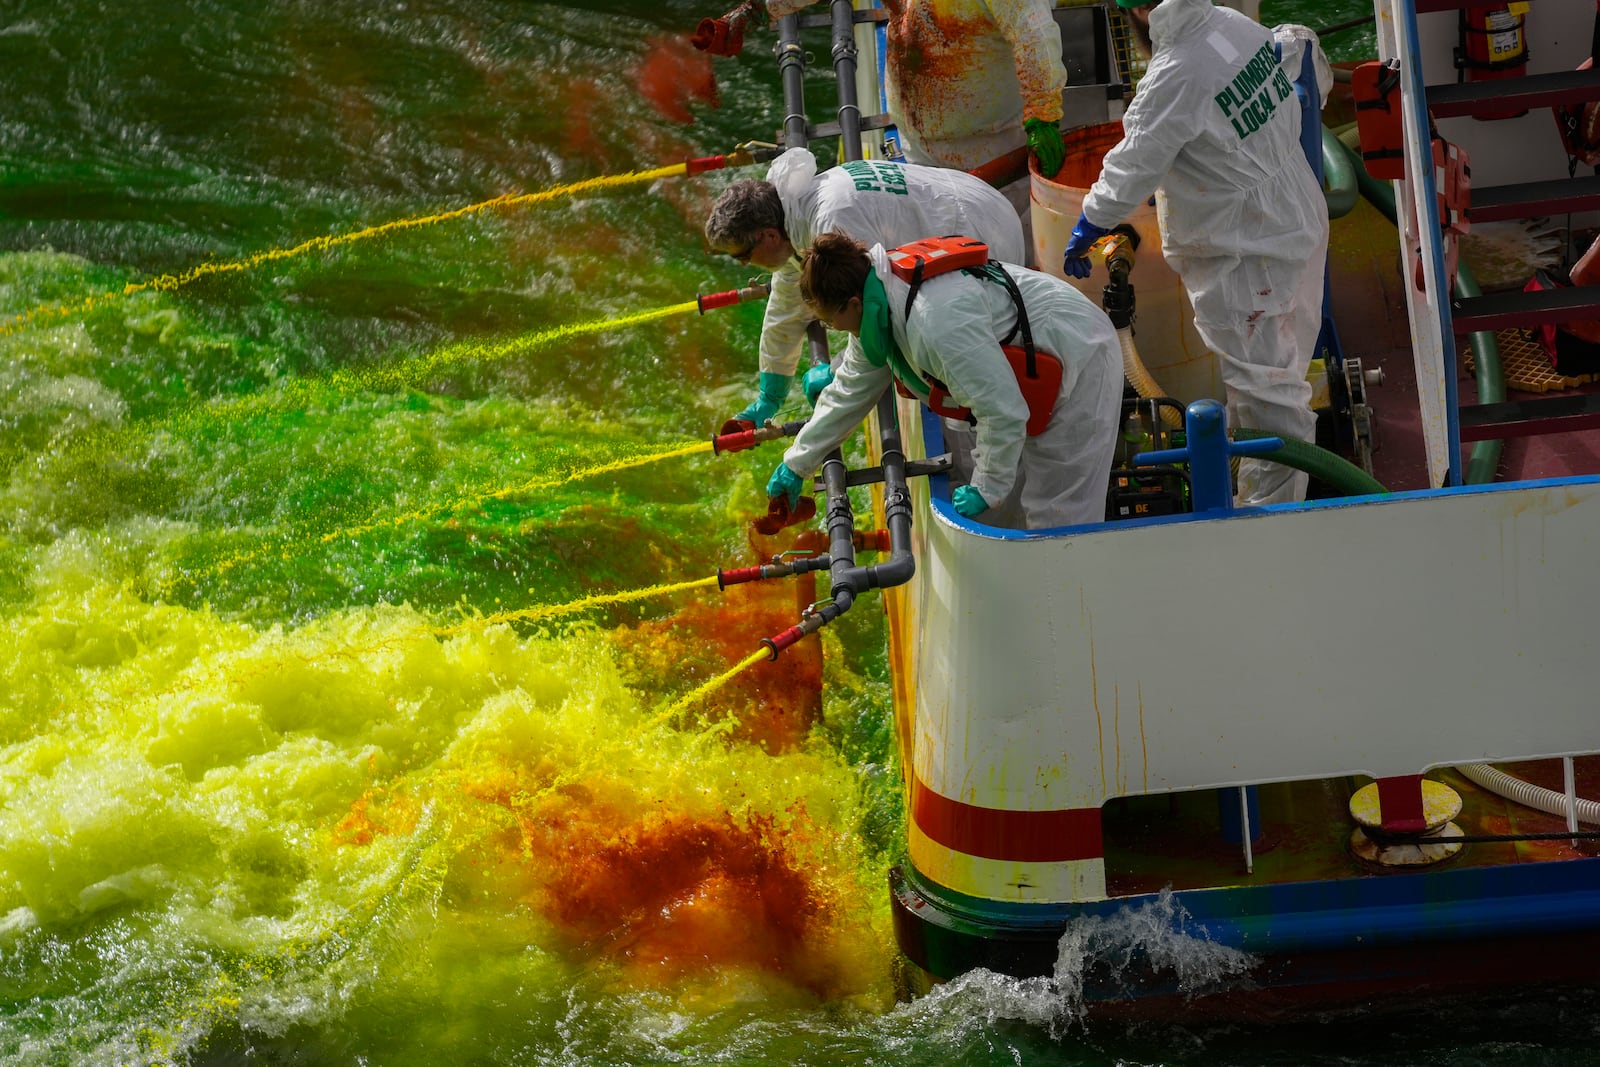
[1099,225,1142,329]
[685,142,781,175]
[710,417,806,455]
[690,0,759,56]
[1098,224,1142,282]
[760,609,829,660]
[697,279,771,314]
[717,550,830,589]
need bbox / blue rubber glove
[1062,212,1113,279]
[952,485,989,518]
[801,362,834,404]
[1024,118,1065,179]
[735,370,794,426]
[766,461,807,509]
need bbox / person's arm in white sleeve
[1081,68,1190,228]
[990,0,1067,125]
[910,289,1030,507]
[782,336,892,475]
[758,261,811,379]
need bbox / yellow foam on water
[0,558,893,1052]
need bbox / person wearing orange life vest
[1063,0,1329,505]
[757,0,1067,226]
[767,231,1122,530]
[706,148,1025,428]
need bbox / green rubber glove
[1024,118,1065,179]
[766,461,807,508]
[801,362,834,404]
[952,484,989,518]
[735,371,794,426]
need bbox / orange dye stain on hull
[634,36,719,124]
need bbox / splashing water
[1052,890,1258,1024]
[0,551,894,1062]
[9,0,1553,1063]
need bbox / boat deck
[1104,758,1600,896]
[1321,84,1600,492]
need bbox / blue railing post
[1133,399,1283,514]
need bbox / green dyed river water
[2,1,1596,1063]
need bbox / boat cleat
[1347,779,1465,867]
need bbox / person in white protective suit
[759,0,1067,224]
[765,231,1123,530]
[1061,0,1329,505]
[705,147,1024,427]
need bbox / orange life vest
[884,236,1063,437]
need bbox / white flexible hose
[1117,327,1183,429]
[1454,763,1600,826]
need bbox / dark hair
[799,231,871,314]
[704,180,785,250]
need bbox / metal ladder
[1381,0,1600,483]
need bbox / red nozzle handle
[717,565,765,589]
[698,288,743,313]
[761,627,805,660]
[713,426,759,455]
[686,154,727,175]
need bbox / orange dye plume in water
[634,36,720,124]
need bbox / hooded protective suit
[763,0,1064,216]
[757,148,1025,382]
[784,245,1122,529]
[1080,0,1328,505]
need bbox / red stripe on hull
[911,773,1104,862]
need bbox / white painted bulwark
[909,475,1600,816]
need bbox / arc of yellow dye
[652,647,772,727]
[0,163,689,338]
[349,299,701,388]
[307,439,711,544]
[111,573,729,711]
[179,439,711,586]
[430,575,720,637]
[30,299,702,493]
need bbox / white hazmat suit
[757,148,1025,382]
[785,245,1123,529]
[763,0,1065,220]
[1080,0,1328,505]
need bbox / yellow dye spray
[431,575,720,636]
[174,439,713,588]
[27,300,704,491]
[0,165,688,338]
[653,647,771,728]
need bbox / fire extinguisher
[1456,4,1531,119]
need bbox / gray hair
[704,180,786,250]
